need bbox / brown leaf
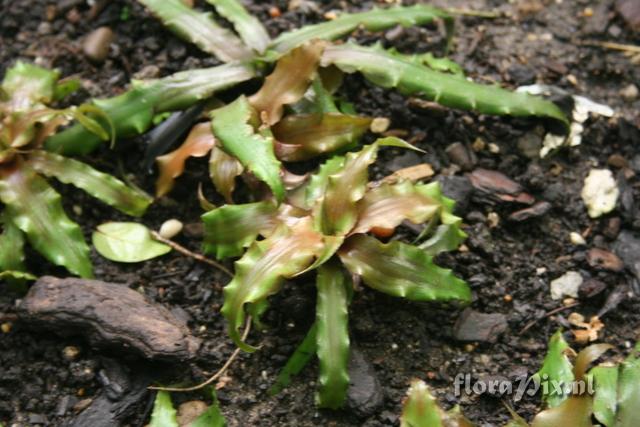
[155,122,215,197]
[351,181,439,235]
[209,145,243,203]
[249,42,325,126]
[272,113,372,161]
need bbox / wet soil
[1,0,640,426]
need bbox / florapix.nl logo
[453,373,595,402]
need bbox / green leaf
[616,348,640,427]
[207,0,270,54]
[45,63,255,156]
[0,212,26,273]
[191,390,227,427]
[202,201,278,259]
[0,270,36,281]
[590,365,618,427]
[269,5,452,54]
[92,222,172,263]
[2,61,59,109]
[149,391,178,427]
[315,262,351,409]
[249,42,325,126]
[209,145,244,204]
[418,53,465,77]
[269,324,318,396]
[417,182,467,255]
[0,165,92,278]
[53,78,81,101]
[137,0,251,62]
[221,219,324,352]
[533,330,574,408]
[27,151,151,217]
[272,113,372,162]
[210,97,284,201]
[301,155,346,210]
[338,234,471,303]
[322,43,569,127]
[400,380,446,427]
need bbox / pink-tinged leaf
[351,181,440,235]
[249,42,325,126]
[209,145,243,203]
[202,201,279,260]
[0,163,92,277]
[338,234,470,303]
[156,122,215,197]
[314,137,417,236]
[531,396,593,427]
[221,218,325,351]
[27,151,151,217]
[573,344,612,381]
[272,113,372,161]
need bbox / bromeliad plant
[41,0,570,409]
[201,137,471,408]
[399,332,640,427]
[0,62,151,278]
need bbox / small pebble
[268,6,281,17]
[159,219,183,239]
[581,169,619,218]
[471,137,486,152]
[487,212,500,228]
[370,117,390,134]
[488,143,501,154]
[1,322,12,333]
[620,84,638,101]
[63,346,80,361]
[83,27,113,63]
[607,154,628,169]
[570,232,586,245]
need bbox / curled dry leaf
[568,312,605,344]
[249,42,325,126]
[156,122,216,197]
[378,163,435,185]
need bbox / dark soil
[1,0,640,426]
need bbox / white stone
[581,169,619,218]
[569,232,586,245]
[158,219,183,239]
[550,271,583,300]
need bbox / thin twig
[149,317,252,392]
[579,40,640,55]
[518,302,579,335]
[150,230,233,278]
[446,8,503,18]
